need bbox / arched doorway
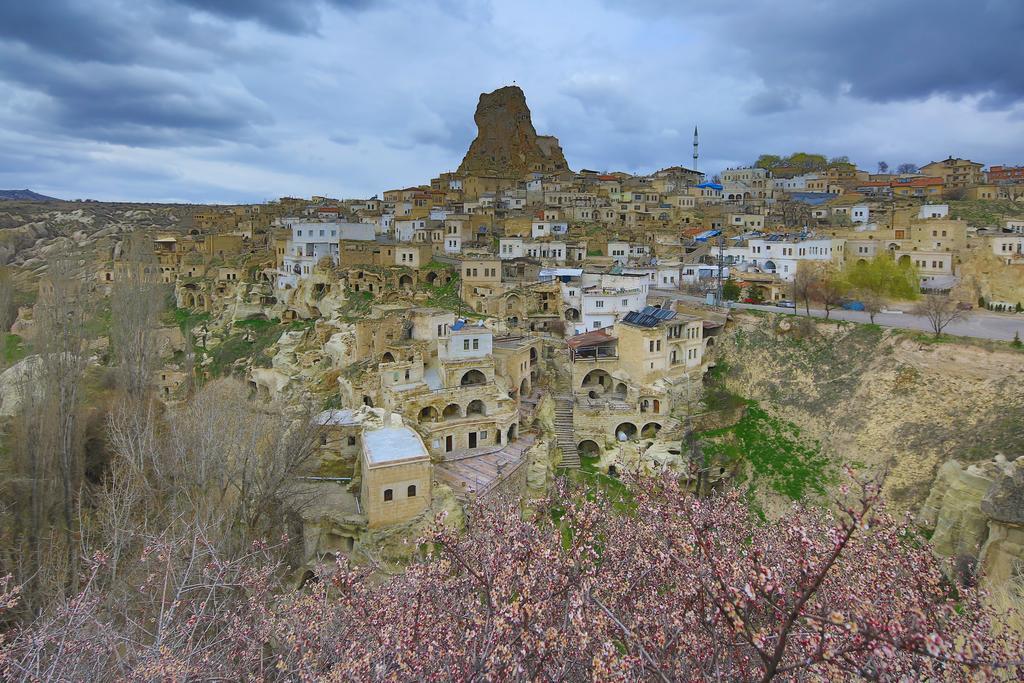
[381,351,395,363]
[613,382,627,398]
[898,254,911,267]
[399,274,414,289]
[641,422,662,438]
[520,377,529,396]
[461,369,486,386]
[763,260,777,272]
[362,395,374,407]
[581,369,612,392]
[443,403,461,420]
[615,422,637,440]
[466,400,486,417]
[507,424,517,442]
[578,440,600,457]
[565,307,580,322]
[418,406,439,423]
[426,271,439,285]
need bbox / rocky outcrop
[918,455,1024,591]
[456,86,569,178]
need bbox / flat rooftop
[362,426,428,467]
[314,409,360,426]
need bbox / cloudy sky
[1,0,1022,203]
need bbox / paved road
[651,289,1024,341]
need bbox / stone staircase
[554,394,580,469]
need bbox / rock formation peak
[456,85,569,178]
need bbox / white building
[578,287,647,334]
[439,323,493,360]
[728,237,838,281]
[918,204,950,219]
[851,204,870,223]
[278,221,374,288]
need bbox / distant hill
[0,189,60,201]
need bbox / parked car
[741,297,757,304]
[841,300,865,311]
[775,300,796,308]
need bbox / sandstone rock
[456,86,569,178]
[0,355,44,416]
[980,457,1024,526]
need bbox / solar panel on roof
[623,307,677,328]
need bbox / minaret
[692,125,699,170]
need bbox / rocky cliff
[917,456,1024,593]
[714,313,1024,511]
[456,86,569,178]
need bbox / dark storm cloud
[694,0,1024,109]
[1,0,1022,202]
[0,0,272,146]
[171,0,374,35]
[744,89,802,116]
[0,47,269,146]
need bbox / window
[649,340,655,352]
[595,300,604,308]
[347,436,356,446]
[472,338,479,350]
[407,484,417,498]
[464,339,470,350]
[383,488,393,502]
[320,433,328,445]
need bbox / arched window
[383,488,393,502]
[407,484,417,498]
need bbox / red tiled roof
[893,176,943,187]
[567,328,617,349]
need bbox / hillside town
[22,86,1004,556]
[3,84,1024,678]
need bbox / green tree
[722,278,741,301]
[843,254,919,302]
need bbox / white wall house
[439,325,493,361]
[728,237,838,282]
[578,287,647,334]
[918,204,950,219]
[278,221,374,288]
[444,234,462,254]
[851,204,870,223]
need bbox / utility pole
[714,230,725,308]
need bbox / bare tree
[877,161,889,174]
[111,236,167,400]
[860,290,884,324]
[913,294,968,338]
[814,268,847,320]
[896,163,918,174]
[34,252,94,594]
[791,266,817,316]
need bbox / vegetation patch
[3,333,27,364]
[698,401,832,501]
